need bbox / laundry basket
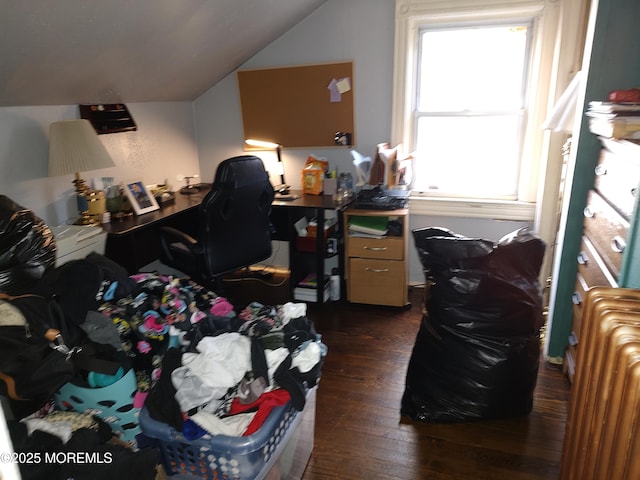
[139,387,317,480]
[55,368,141,442]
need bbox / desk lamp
[245,139,295,198]
[49,119,116,224]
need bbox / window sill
[408,196,536,221]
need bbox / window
[415,23,530,198]
[392,0,561,219]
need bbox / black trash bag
[402,227,545,423]
[0,195,56,294]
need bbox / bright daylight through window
[414,24,530,199]
[391,0,563,220]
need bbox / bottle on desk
[330,268,340,301]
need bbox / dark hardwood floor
[302,287,571,480]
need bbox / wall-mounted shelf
[79,104,137,134]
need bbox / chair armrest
[159,226,204,280]
[160,226,198,248]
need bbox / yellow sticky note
[336,77,351,94]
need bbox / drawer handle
[364,246,388,251]
[594,165,607,176]
[583,206,595,218]
[365,267,389,273]
[577,251,588,265]
[611,236,626,253]
[572,292,582,306]
[568,332,578,347]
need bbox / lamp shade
[245,138,286,187]
[48,119,115,177]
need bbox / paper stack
[294,273,330,302]
[347,215,389,237]
[587,101,640,139]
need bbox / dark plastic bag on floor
[0,195,55,294]
[402,227,545,422]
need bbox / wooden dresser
[343,208,409,307]
[565,137,640,381]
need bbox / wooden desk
[104,187,350,303]
[103,186,210,274]
[271,191,352,303]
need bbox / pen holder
[324,178,337,196]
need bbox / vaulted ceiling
[0,0,327,106]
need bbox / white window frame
[392,0,561,220]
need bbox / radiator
[560,287,640,479]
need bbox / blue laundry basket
[55,368,141,442]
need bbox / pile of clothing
[8,409,159,480]
[97,272,325,439]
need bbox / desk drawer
[348,258,406,306]
[346,236,404,260]
[583,190,628,278]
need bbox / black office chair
[159,155,275,292]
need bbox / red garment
[229,388,290,436]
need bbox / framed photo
[124,179,159,215]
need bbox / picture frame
[124,179,159,215]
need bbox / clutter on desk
[332,171,354,205]
[350,149,371,187]
[97,176,137,223]
[350,142,413,190]
[354,185,409,210]
[337,171,354,194]
[324,176,337,196]
[301,155,328,195]
[176,173,201,194]
[148,183,175,205]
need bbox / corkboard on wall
[237,61,355,148]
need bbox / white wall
[0,102,199,227]
[0,0,530,284]
[195,0,396,188]
[194,0,531,284]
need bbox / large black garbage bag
[0,195,56,294]
[402,227,545,423]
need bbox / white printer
[50,225,107,266]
